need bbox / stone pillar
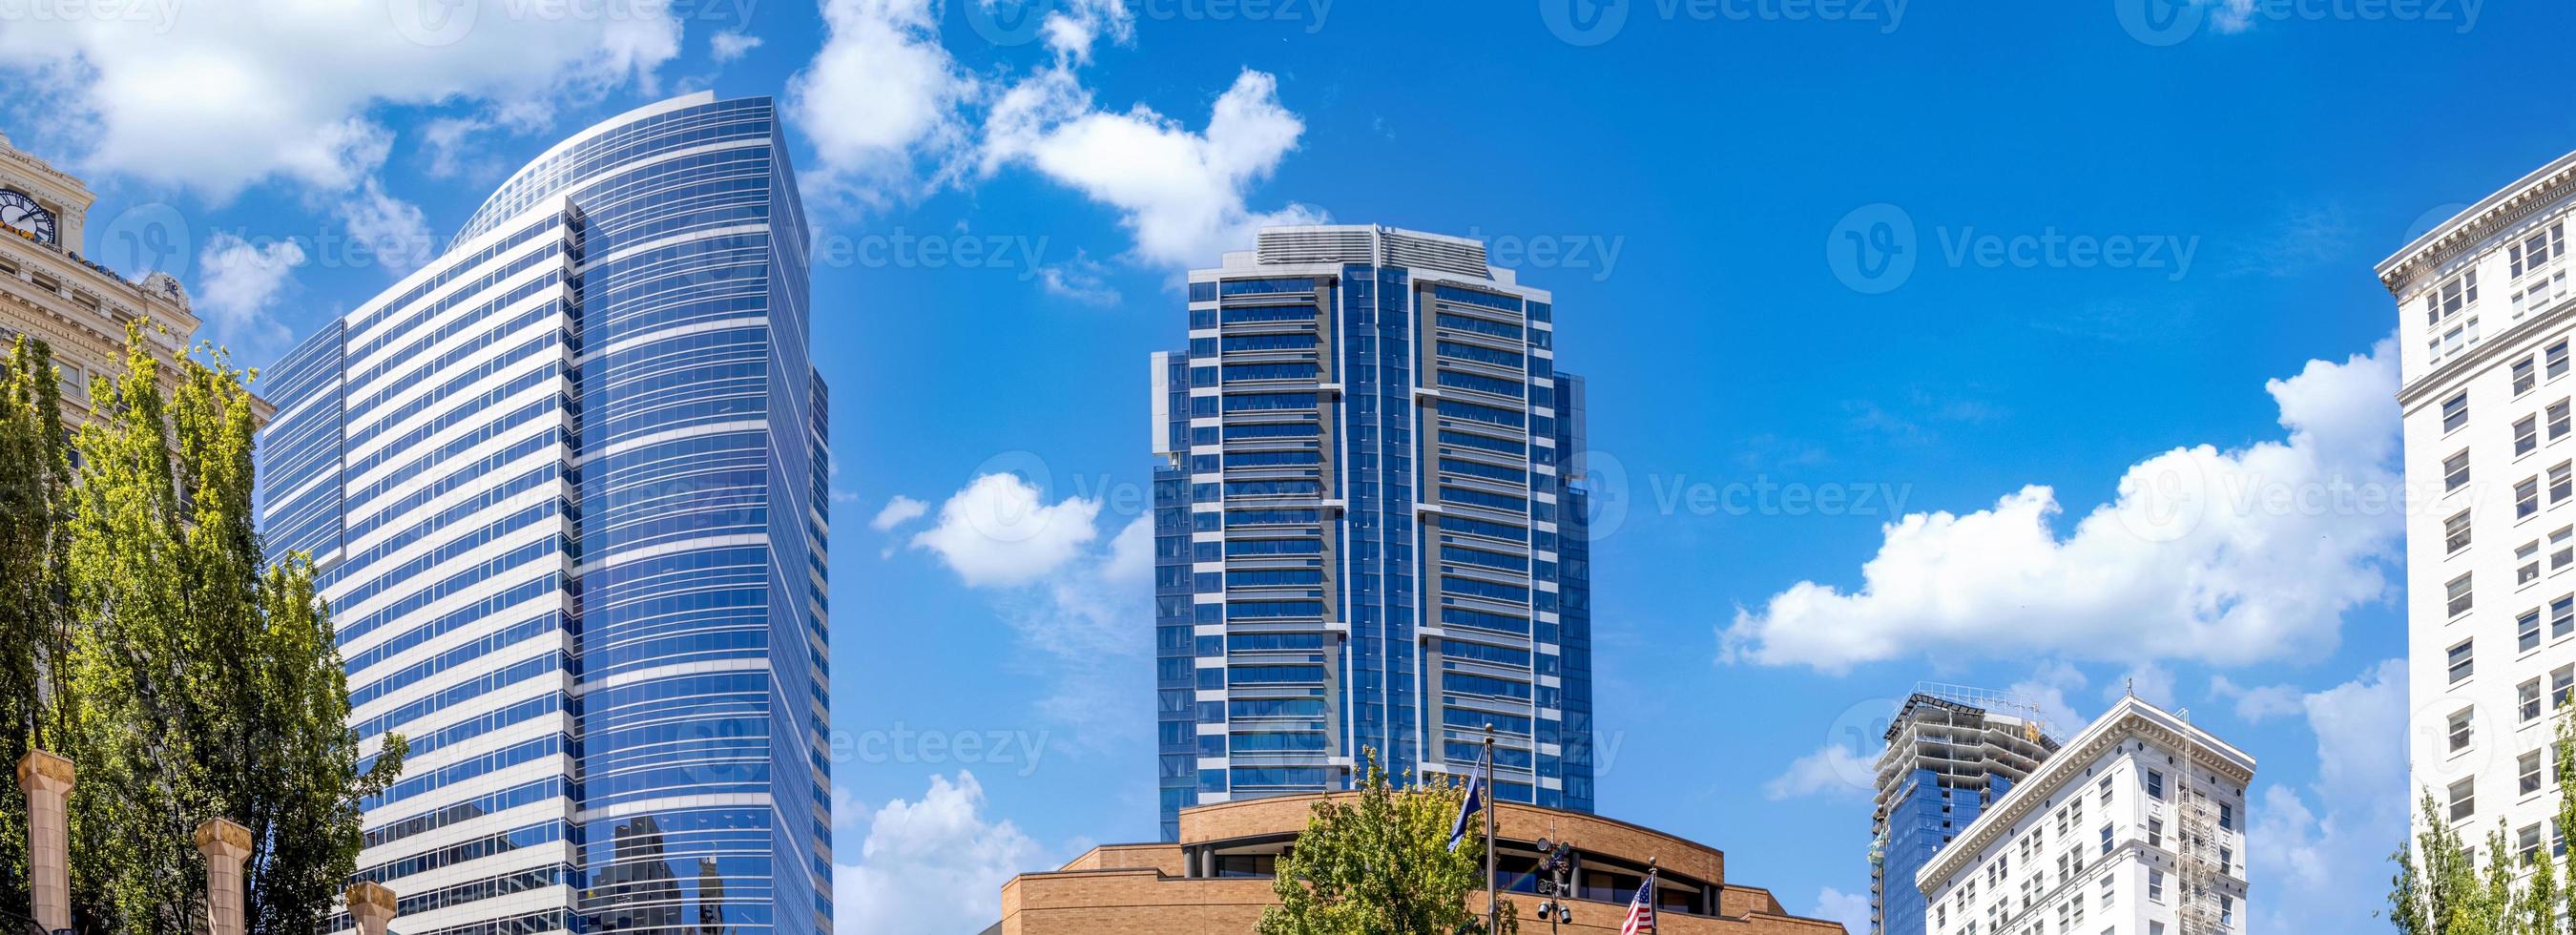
[15,751,73,935]
[344,882,396,935]
[194,819,251,935]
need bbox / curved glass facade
[261,92,831,935]
[1150,226,1594,842]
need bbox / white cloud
[1764,743,1873,801]
[0,0,683,200]
[2209,675,2308,723]
[1721,339,2401,674]
[709,31,763,62]
[870,495,930,531]
[1808,887,1872,935]
[2248,659,2408,934]
[2008,660,2089,740]
[835,772,1041,935]
[785,0,974,205]
[194,233,305,356]
[1034,253,1119,305]
[983,68,1326,268]
[2103,662,2176,710]
[907,473,1152,743]
[910,473,1101,587]
[336,177,436,275]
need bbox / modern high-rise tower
[259,93,832,935]
[2386,149,2576,876]
[1870,687,2055,935]
[1148,224,1596,841]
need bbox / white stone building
[2383,150,2576,871]
[1915,696,2254,935]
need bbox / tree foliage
[0,326,404,935]
[1257,751,1517,935]
[2392,709,2576,933]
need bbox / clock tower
[0,131,93,253]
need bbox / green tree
[0,336,75,917]
[2393,710,2576,933]
[0,325,403,935]
[1257,751,1516,935]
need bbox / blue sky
[0,0,2549,930]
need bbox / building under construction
[1868,685,2058,935]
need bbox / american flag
[1620,878,1655,935]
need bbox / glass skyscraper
[1150,224,1596,841]
[260,92,832,935]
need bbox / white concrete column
[344,882,395,935]
[15,751,73,935]
[194,819,251,935]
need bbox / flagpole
[1484,724,1497,934]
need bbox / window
[2514,222,2565,277]
[2524,751,2547,796]
[2557,665,2575,708]
[2099,776,2114,806]
[2149,870,2166,903]
[2521,479,2542,517]
[2099,873,2115,908]
[2523,610,2545,652]
[2219,801,2233,831]
[2449,638,2475,683]
[2450,574,2476,616]
[2522,416,2543,454]
[2431,269,2481,322]
[2556,341,2573,379]
[2555,596,2575,638]
[2555,527,2574,570]
[2445,392,2472,432]
[2451,708,2475,752]
[2522,541,2544,584]
[2451,778,2478,821]
[2148,818,2165,848]
[2222,896,2235,928]
[2523,823,2547,865]
[2099,823,2112,855]
[2449,450,2474,490]
[2556,400,2574,439]
[2520,357,2542,394]
[2524,677,2545,722]
[2449,510,2475,552]
[2147,770,2166,800]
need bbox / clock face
[0,190,56,245]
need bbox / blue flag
[1446,775,1484,852]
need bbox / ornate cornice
[2380,150,2576,297]
[1918,698,2255,888]
[194,818,251,858]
